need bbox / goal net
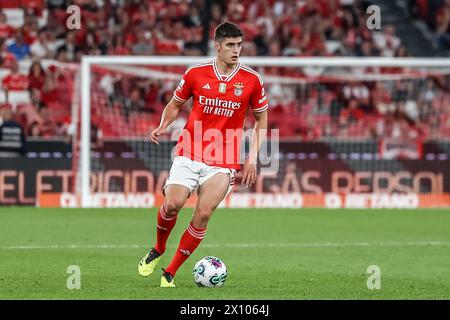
[73,57,450,208]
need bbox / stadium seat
[2,9,24,28]
[0,90,29,105]
[0,68,10,82]
[7,90,30,105]
[0,90,29,107]
[0,90,6,104]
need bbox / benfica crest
[233,82,244,96]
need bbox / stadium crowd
[410,0,450,55]
[0,0,449,142]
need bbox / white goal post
[79,56,450,208]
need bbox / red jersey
[0,23,14,39]
[2,73,29,91]
[173,59,269,170]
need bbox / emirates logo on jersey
[233,82,244,96]
[199,96,241,109]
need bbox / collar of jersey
[212,58,241,82]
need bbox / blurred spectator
[17,88,45,128]
[210,2,224,31]
[282,37,302,56]
[2,60,29,103]
[184,6,202,28]
[57,32,82,62]
[392,116,419,139]
[343,81,370,111]
[0,11,14,40]
[124,87,145,119]
[90,120,103,149]
[394,45,410,57]
[340,98,365,124]
[46,0,67,10]
[132,30,153,55]
[330,90,346,120]
[41,65,62,107]
[108,34,130,55]
[372,25,401,57]
[28,60,46,93]
[357,40,380,56]
[27,121,41,137]
[82,31,102,56]
[22,15,40,46]
[38,105,57,137]
[0,105,26,157]
[241,42,258,56]
[402,100,420,121]
[373,111,395,139]
[227,0,246,24]
[0,39,17,68]
[436,0,450,54]
[30,28,57,59]
[7,31,31,61]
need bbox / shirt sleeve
[2,75,9,90]
[173,69,193,103]
[250,77,269,113]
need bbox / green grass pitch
[1,207,450,299]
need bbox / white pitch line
[1,241,450,250]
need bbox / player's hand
[241,161,257,188]
[149,127,165,145]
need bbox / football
[193,256,227,287]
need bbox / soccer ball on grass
[193,256,227,287]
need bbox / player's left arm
[241,109,268,188]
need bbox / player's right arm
[150,68,193,144]
[149,97,185,145]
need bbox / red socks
[154,204,177,254]
[165,222,206,277]
[153,204,207,277]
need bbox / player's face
[216,37,242,66]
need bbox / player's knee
[165,200,183,217]
[196,208,213,224]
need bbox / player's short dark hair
[214,22,243,42]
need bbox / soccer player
[138,21,269,287]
